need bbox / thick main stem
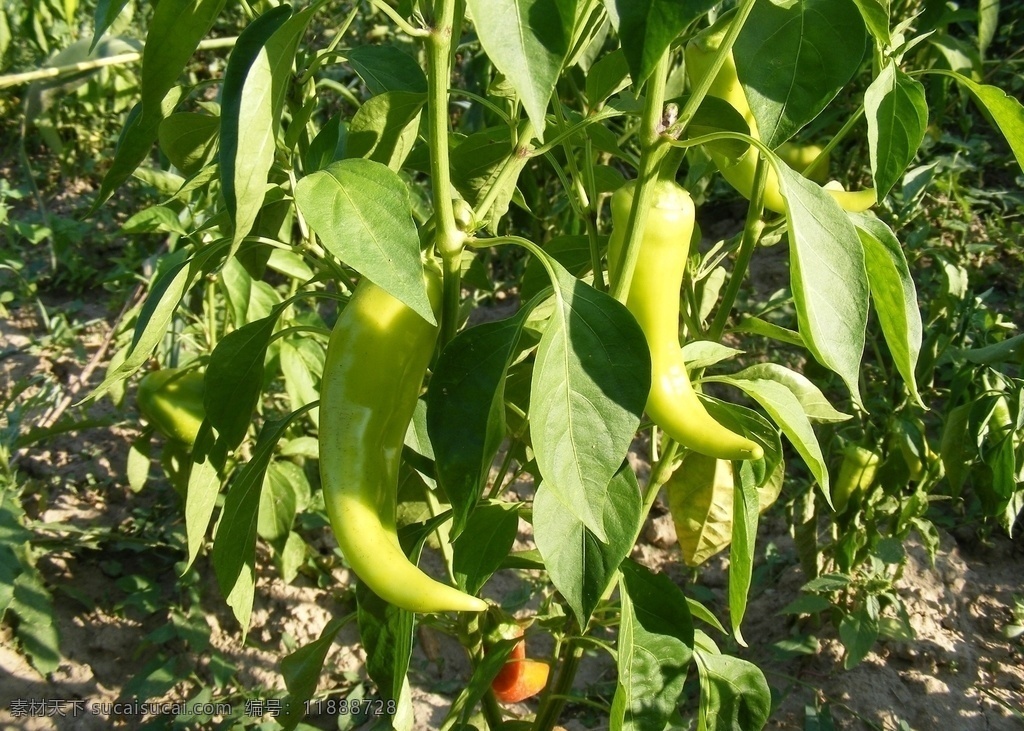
[425,0,464,347]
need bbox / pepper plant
[41,0,1024,727]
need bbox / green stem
[807,106,865,178]
[531,632,585,731]
[707,154,767,340]
[609,52,672,304]
[440,251,462,349]
[425,0,464,347]
[425,0,461,256]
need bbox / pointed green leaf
[728,461,760,645]
[604,0,717,86]
[345,90,426,170]
[710,371,830,501]
[611,559,693,731]
[694,649,771,731]
[452,502,520,595]
[947,71,1024,174]
[531,261,650,539]
[777,163,869,406]
[865,62,928,198]
[734,0,867,148]
[852,214,923,405]
[728,363,851,423]
[347,44,427,95]
[427,313,525,535]
[534,463,642,626]
[295,158,433,324]
[465,0,575,137]
[205,316,276,448]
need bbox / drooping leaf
[734,0,867,149]
[465,0,576,137]
[865,62,928,198]
[946,71,1024,174]
[710,368,831,502]
[534,463,642,626]
[777,163,869,407]
[530,260,650,539]
[728,461,761,645]
[221,5,316,254]
[726,363,851,423]
[852,214,923,405]
[278,616,350,731]
[212,410,308,635]
[295,158,434,324]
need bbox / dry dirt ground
[1,306,1022,731]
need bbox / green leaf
[92,248,196,397]
[221,5,315,254]
[347,44,428,95]
[802,573,851,592]
[530,261,650,539]
[680,341,744,371]
[727,363,851,423]
[280,338,321,427]
[450,126,532,231]
[212,411,305,635]
[184,426,228,571]
[611,560,694,731]
[465,0,575,137]
[427,313,525,536]
[534,462,642,626]
[852,214,923,405]
[258,461,301,540]
[728,461,760,645]
[127,431,152,493]
[865,62,928,198]
[585,48,630,106]
[92,0,132,49]
[946,71,1024,174]
[839,607,879,668]
[304,114,347,172]
[295,158,434,324]
[777,163,869,407]
[158,112,219,175]
[694,649,771,731]
[605,0,717,86]
[279,616,350,731]
[345,90,426,171]
[978,0,999,58]
[11,571,61,675]
[711,369,830,501]
[452,502,520,595]
[734,0,867,149]
[141,0,227,123]
[205,316,276,448]
[850,0,891,47]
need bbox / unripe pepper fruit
[318,261,487,614]
[608,180,763,461]
[136,368,205,445]
[684,15,876,213]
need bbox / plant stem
[0,36,238,90]
[425,0,463,347]
[368,0,429,37]
[531,632,585,731]
[707,154,767,340]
